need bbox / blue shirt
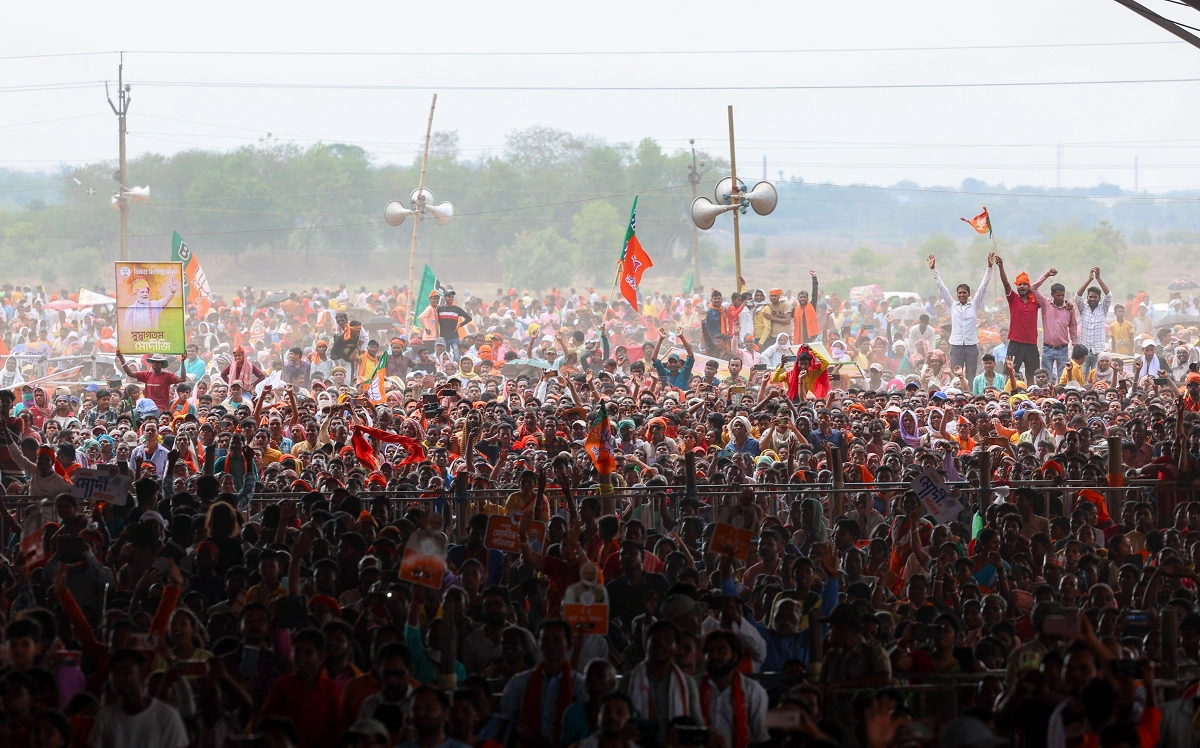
[653,355,695,390]
[749,577,840,669]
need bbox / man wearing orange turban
[997,255,1053,385]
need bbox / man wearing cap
[436,291,472,361]
[997,256,1054,384]
[116,351,183,413]
[929,251,994,383]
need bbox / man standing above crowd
[997,256,1053,384]
[115,352,182,412]
[1075,266,1112,378]
[763,288,792,341]
[1030,271,1077,382]
[793,270,820,344]
[437,290,472,359]
[929,252,993,382]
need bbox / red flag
[619,197,653,311]
[960,207,992,236]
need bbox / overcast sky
[3,0,1200,192]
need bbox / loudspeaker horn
[426,201,454,226]
[125,185,150,203]
[110,193,121,211]
[409,187,435,205]
[742,181,778,216]
[384,200,415,227]
[713,176,746,206]
[691,196,733,230]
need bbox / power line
[0,40,1185,61]
[122,76,1200,92]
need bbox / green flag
[682,267,695,296]
[414,264,446,320]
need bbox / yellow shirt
[1060,360,1087,386]
[1110,319,1135,355]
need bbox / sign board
[398,530,447,589]
[114,262,185,354]
[910,469,963,525]
[712,522,753,562]
[71,468,132,506]
[484,513,545,553]
[20,500,54,571]
[563,602,609,636]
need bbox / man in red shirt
[262,628,343,748]
[996,256,1053,385]
[115,352,183,412]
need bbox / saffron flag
[363,351,389,404]
[171,231,214,318]
[584,405,616,476]
[786,344,832,400]
[352,423,427,471]
[618,197,653,311]
[960,207,992,237]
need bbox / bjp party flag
[171,231,214,318]
[618,197,653,311]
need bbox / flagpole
[728,105,744,294]
[407,94,437,331]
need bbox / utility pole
[408,95,438,327]
[687,140,704,290]
[1056,144,1063,190]
[106,53,131,261]
[728,106,742,293]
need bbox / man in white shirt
[1074,266,1112,379]
[906,313,937,353]
[89,649,189,748]
[130,422,170,478]
[929,252,995,382]
[697,630,770,747]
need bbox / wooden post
[829,446,844,524]
[727,105,743,294]
[1107,436,1124,525]
[406,94,437,329]
[439,592,458,689]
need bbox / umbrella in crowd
[44,299,79,311]
[362,316,398,331]
[888,304,927,321]
[260,290,289,305]
[1156,314,1200,327]
[1166,279,1200,291]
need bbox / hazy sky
[4,0,1200,192]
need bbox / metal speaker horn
[409,187,435,205]
[713,176,746,206]
[742,181,778,216]
[691,196,731,231]
[110,193,122,211]
[384,200,415,227]
[125,185,150,203]
[426,201,454,226]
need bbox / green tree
[570,201,624,284]
[500,227,575,290]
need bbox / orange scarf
[793,303,820,343]
[700,674,748,748]
[521,662,573,747]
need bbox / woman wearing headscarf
[790,496,828,555]
[829,339,849,362]
[921,350,952,388]
[761,333,791,370]
[457,357,481,381]
[893,340,915,376]
[895,409,923,448]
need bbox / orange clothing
[793,303,820,343]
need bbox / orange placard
[484,513,546,552]
[399,530,447,589]
[563,603,609,636]
[712,522,753,562]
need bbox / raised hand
[1047,268,1058,277]
[927,254,936,270]
[987,252,996,267]
[809,269,817,278]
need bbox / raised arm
[1092,266,1111,297]
[929,255,954,307]
[973,253,995,306]
[651,327,667,361]
[1075,268,1096,300]
[678,331,694,359]
[114,352,138,378]
[810,270,819,301]
[996,255,1012,296]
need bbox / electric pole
[107,53,131,261]
[687,140,704,291]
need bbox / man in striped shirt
[1075,266,1112,379]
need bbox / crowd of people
[0,253,1198,748]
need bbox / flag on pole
[171,231,214,318]
[682,267,695,297]
[414,264,446,320]
[618,197,653,311]
[584,406,616,476]
[960,207,992,237]
[363,351,389,404]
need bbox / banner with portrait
[115,262,185,354]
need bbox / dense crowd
[0,253,1199,748]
